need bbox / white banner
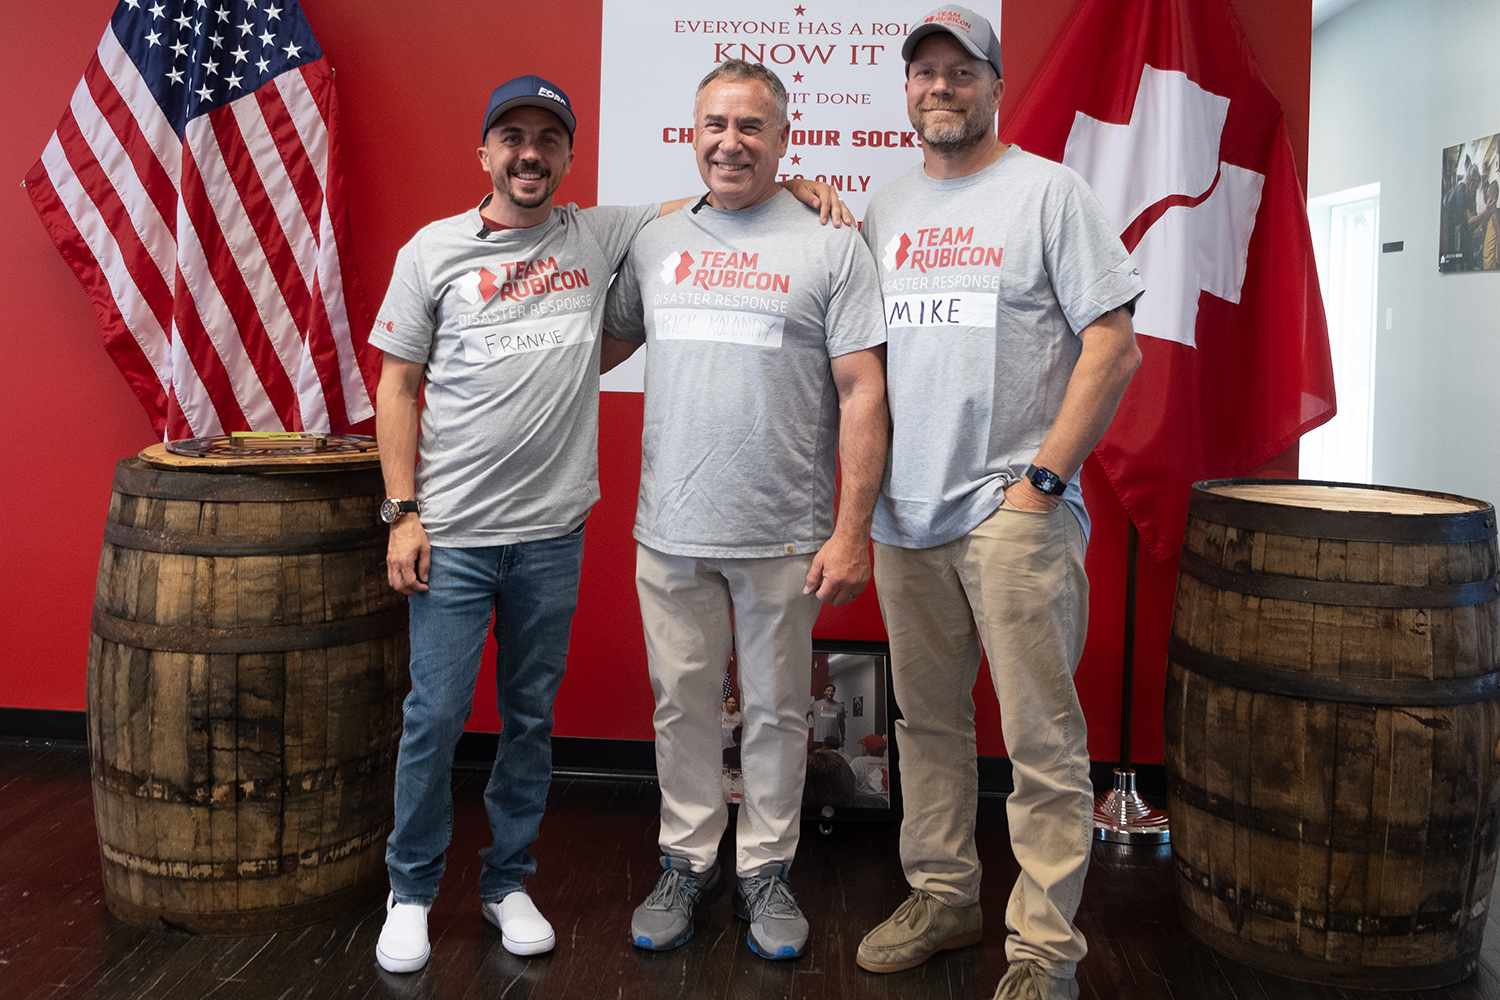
[598,2,1000,390]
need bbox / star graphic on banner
[203,57,219,75]
[794,4,806,14]
[214,7,230,22]
[239,18,254,35]
[791,110,803,121]
[259,29,275,46]
[148,1,165,18]
[255,56,271,73]
[231,45,248,62]
[174,12,192,29]
[195,83,213,101]
[283,41,302,58]
[170,39,188,58]
[165,67,184,84]
[226,72,243,91]
[194,0,207,9]
[790,154,802,165]
[792,72,805,82]
[209,32,223,48]
[123,0,139,8]
[145,29,161,46]
[266,5,282,21]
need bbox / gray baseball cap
[902,5,1003,79]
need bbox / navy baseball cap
[903,5,1003,79]
[481,75,577,142]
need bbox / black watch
[1024,464,1067,497]
[380,498,420,524]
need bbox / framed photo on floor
[721,638,898,824]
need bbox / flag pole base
[1093,767,1170,845]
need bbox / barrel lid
[1191,479,1496,544]
[140,434,380,473]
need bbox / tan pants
[875,503,1093,976]
[635,544,820,876]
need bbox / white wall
[1310,0,1500,506]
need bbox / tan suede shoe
[991,961,1080,1000]
[855,890,983,973]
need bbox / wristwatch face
[380,498,400,524]
[1029,466,1065,496]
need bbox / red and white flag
[26,0,376,441]
[1003,0,1336,559]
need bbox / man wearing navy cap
[853,6,1143,999]
[368,74,849,975]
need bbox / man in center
[601,60,888,960]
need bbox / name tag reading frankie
[464,311,594,362]
[884,291,997,329]
[654,308,786,349]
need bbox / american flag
[26,0,375,440]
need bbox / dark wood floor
[4,743,1500,1000]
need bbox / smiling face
[477,106,573,213]
[822,685,835,700]
[905,33,1004,155]
[693,77,789,211]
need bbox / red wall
[0,2,1312,763]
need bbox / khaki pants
[875,503,1093,976]
[635,544,820,876]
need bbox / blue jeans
[385,528,583,904]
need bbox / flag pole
[1093,521,1170,844]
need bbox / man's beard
[496,159,559,209]
[913,104,993,154]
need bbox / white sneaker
[482,890,556,956]
[376,892,431,973]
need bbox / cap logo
[538,85,566,104]
[927,11,973,31]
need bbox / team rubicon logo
[926,11,973,31]
[881,227,1004,272]
[455,256,590,305]
[658,249,791,293]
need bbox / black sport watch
[1024,464,1067,497]
[380,498,420,524]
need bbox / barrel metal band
[1175,851,1474,938]
[99,824,389,881]
[1190,479,1496,544]
[1168,773,1480,855]
[104,521,382,557]
[1168,637,1500,706]
[113,458,383,503]
[92,748,397,806]
[1180,549,1500,609]
[91,606,406,653]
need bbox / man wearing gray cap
[854,7,1143,1000]
[368,73,849,975]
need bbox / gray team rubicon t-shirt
[861,147,1144,549]
[369,199,658,547]
[603,189,887,559]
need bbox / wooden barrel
[1166,479,1500,989]
[87,446,408,933]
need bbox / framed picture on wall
[720,639,897,822]
[1439,130,1500,272]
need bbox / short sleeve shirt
[862,147,1143,548]
[369,200,658,546]
[603,190,887,558]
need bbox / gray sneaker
[734,864,808,960]
[630,857,720,951]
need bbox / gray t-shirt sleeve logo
[369,238,436,364]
